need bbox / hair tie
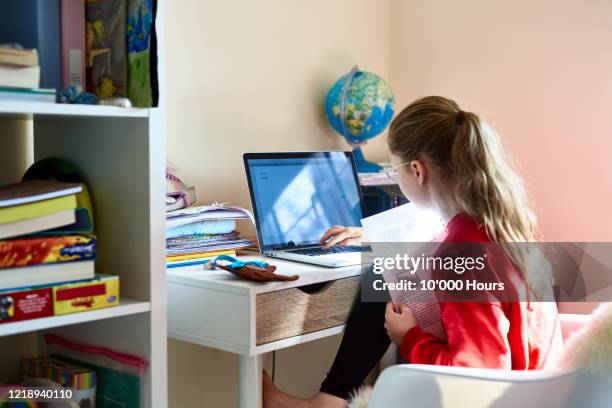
[455,111,465,127]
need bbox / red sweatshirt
[400,213,564,370]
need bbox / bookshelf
[0,2,167,408]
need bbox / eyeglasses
[385,162,412,182]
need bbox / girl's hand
[319,226,364,248]
[384,302,417,345]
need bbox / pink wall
[389,0,612,241]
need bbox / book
[361,204,446,338]
[166,249,236,262]
[0,274,119,324]
[0,208,76,240]
[0,260,94,291]
[0,194,77,224]
[0,0,61,89]
[86,0,128,97]
[0,86,55,102]
[53,274,119,315]
[60,0,86,89]
[0,235,96,268]
[0,180,82,207]
[0,286,53,324]
[0,48,39,67]
[34,207,94,236]
[0,65,41,89]
[166,258,218,269]
[127,0,155,107]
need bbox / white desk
[167,256,362,408]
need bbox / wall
[390,0,612,241]
[166,0,390,406]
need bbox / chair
[367,314,612,408]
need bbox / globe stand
[352,146,382,173]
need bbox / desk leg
[239,354,263,408]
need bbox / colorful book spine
[0,286,53,324]
[0,235,96,268]
[60,0,87,89]
[53,274,119,315]
[86,0,127,97]
[166,249,236,262]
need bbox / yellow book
[166,249,236,262]
[0,195,77,224]
[53,274,119,315]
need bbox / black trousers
[320,271,391,399]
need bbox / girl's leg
[264,271,391,407]
[319,288,391,400]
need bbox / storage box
[53,274,119,315]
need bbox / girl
[264,96,563,408]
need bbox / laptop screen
[244,152,363,250]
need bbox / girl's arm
[399,302,512,368]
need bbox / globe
[324,66,394,172]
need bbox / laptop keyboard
[286,245,362,257]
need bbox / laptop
[244,151,365,267]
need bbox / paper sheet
[361,204,446,338]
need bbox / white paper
[165,203,254,229]
[361,203,446,338]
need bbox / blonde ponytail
[388,96,539,276]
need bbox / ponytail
[388,96,540,279]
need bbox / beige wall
[166,0,390,406]
[167,0,612,405]
[390,0,612,241]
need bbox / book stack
[0,47,56,103]
[0,180,118,325]
[166,204,256,268]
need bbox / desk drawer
[256,276,360,345]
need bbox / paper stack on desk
[165,203,256,268]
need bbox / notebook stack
[0,180,116,325]
[166,204,256,268]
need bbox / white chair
[367,314,612,408]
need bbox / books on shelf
[0,209,75,240]
[0,0,61,89]
[0,48,41,88]
[0,260,94,291]
[0,180,82,207]
[0,192,77,225]
[60,0,86,89]
[0,235,96,268]
[0,274,119,324]
[0,47,39,67]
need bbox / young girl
[264,96,563,408]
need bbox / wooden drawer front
[256,276,360,345]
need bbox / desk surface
[166,254,363,295]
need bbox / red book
[0,287,53,324]
[60,0,86,89]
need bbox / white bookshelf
[0,299,151,337]
[0,101,150,119]
[0,2,167,407]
